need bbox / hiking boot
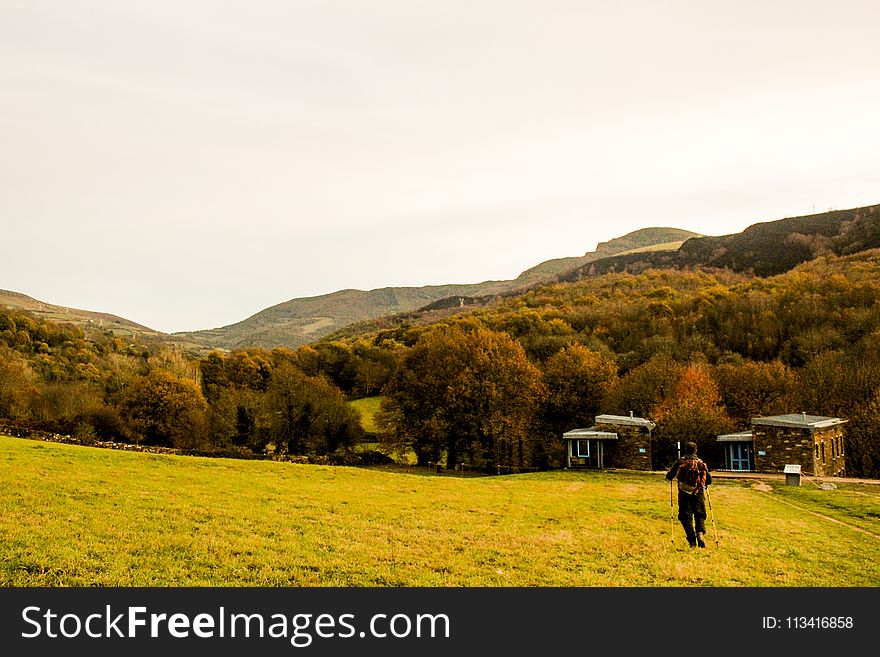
[696,533,706,548]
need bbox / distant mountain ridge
[514,227,698,285]
[173,283,511,351]
[8,203,878,353]
[329,203,880,341]
[557,204,880,282]
[173,227,698,350]
[0,289,160,340]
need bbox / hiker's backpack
[676,457,707,494]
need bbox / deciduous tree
[264,361,363,456]
[713,360,798,424]
[381,326,545,470]
[121,369,208,448]
[0,347,39,422]
[541,344,618,434]
[651,362,733,467]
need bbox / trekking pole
[705,485,719,546]
[669,480,676,545]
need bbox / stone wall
[753,426,813,473]
[0,423,387,465]
[814,426,846,477]
[753,425,846,476]
[596,422,652,470]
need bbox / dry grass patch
[2,435,878,586]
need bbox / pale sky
[2,0,879,333]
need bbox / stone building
[751,414,847,476]
[716,414,847,476]
[563,413,655,471]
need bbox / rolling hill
[512,227,698,285]
[8,203,879,353]
[558,204,880,282]
[0,289,163,341]
[336,203,880,337]
[172,227,699,350]
[188,203,879,352]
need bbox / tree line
[370,252,880,477]
[3,249,880,477]
[0,311,365,458]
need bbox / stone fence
[0,423,392,466]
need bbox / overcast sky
[2,1,879,333]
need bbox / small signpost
[783,464,801,487]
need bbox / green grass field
[2,434,879,587]
[348,396,384,434]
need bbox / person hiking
[665,442,712,548]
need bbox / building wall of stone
[814,426,846,477]
[596,422,652,470]
[753,425,846,476]
[753,426,814,474]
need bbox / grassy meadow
[349,396,384,434]
[2,434,879,587]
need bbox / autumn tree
[380,326,545,470]
[121,369,209,448]
[148,347,202,387]
[0,347,39,422]
[841,393,880,479]
[301,342,358,394]
[32,381,106,437]
[713,360,799,424]
[605,355,684,418]
[349,339,402,398]
[102,352,145,400]
[796,347,880,477]
[199,350,230,397]
[264,361,363,456]
[650,362,733,468]
[206,386,266,450]
[541,344,618,435]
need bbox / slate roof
[594,414,656,430]
[751,414,847,430]
[562,428,618,440]
[717,431,754,442]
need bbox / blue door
[728,442,753,471]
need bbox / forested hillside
[561,204,880,279]
[4,216,880,479]
[0,309,364,460]
[0,289,162,340]
[3,250,880,477]
[333,251,880,478]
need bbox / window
[821,442,825,464]
[575,440,590,458]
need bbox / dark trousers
[677,490,707,544]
